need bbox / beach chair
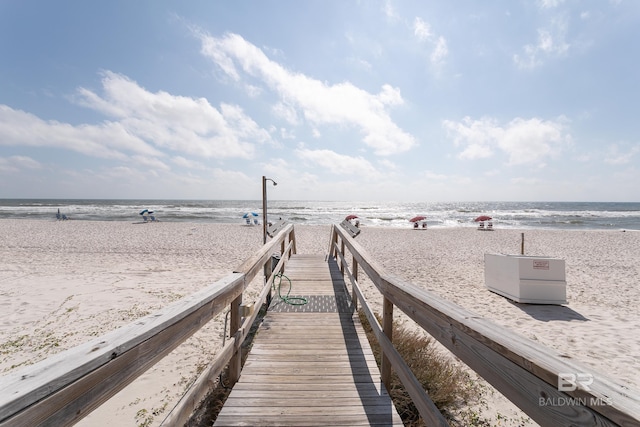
[149,214,157,222]
[142,215,149,222]
[56,209,68,220]
[422,221,427,229]
[340,219,361,238]
[477,222,485,230]
[267,219,289,238]
[487,221,493,230]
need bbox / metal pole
[262,176,277,245]
[262,176,267,245]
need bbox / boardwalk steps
[213,254,403,426]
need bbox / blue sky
[1,1,638,201]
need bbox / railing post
[265,255,273,307]
[381,296,394,390]
[340,238,345,274]
[352,255,359,310]
[228,294,242,385]
[328,225,336,259]
[290,228,297,254]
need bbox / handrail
[332,237,449,426]
[0,224,296,427]
[329,224,640,427]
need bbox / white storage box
[484,254,567,304]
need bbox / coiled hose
[273,273,308,306]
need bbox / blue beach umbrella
[139,209,148,215]
[242,212,259,218]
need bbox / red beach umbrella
[474,215,492,222]
[345,214,358,220]
[409,216,426,222]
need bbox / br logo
[558,373,594,391]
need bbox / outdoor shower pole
[262,176,277,245]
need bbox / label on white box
[533,260,550,270]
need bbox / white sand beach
[1,220,638,426]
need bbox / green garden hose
[273,273,308,306]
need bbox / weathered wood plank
[213,255,403,426]
[217,404,398,415]
[227,387,389,399]
[225,381,390,394]
[240,362,380,375]
[246,349,376,359]
[214,414,396,427]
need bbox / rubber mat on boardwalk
[268,294,353,313]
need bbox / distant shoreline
[1,217,637,234]
[1,199,639,230]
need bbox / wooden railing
[0,224,297,427]
[329,224,640,427]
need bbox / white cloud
[0,105,155,160]
[245,84,262,97]
[443,116,570,166]
[413,17,448,66]
[0,155,41,173]
[413,17,432,41]
[295,148,379,177]
[279,127,295,140]
[1,71,274,168]
[382,0,398,20]
[443,116,502,159]
[424,171,448,181]
[537,0,565,9]
[514,18,570,68]
[431,36,449,65]
[377,158,397,171]
[131,155,170,171]
[511,176,541,185]
[348,57,373,72]
[172,156,206,170]
[75,71,271,159]
[197,32,416,156]
[604,143,640,165]
[211,167,252,184]
[272,102,299,125]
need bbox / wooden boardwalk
[213,254,403,426]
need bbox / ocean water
[0,199,638,230]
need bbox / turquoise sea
[0,199,638,230]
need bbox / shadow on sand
[509,301,590,322]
